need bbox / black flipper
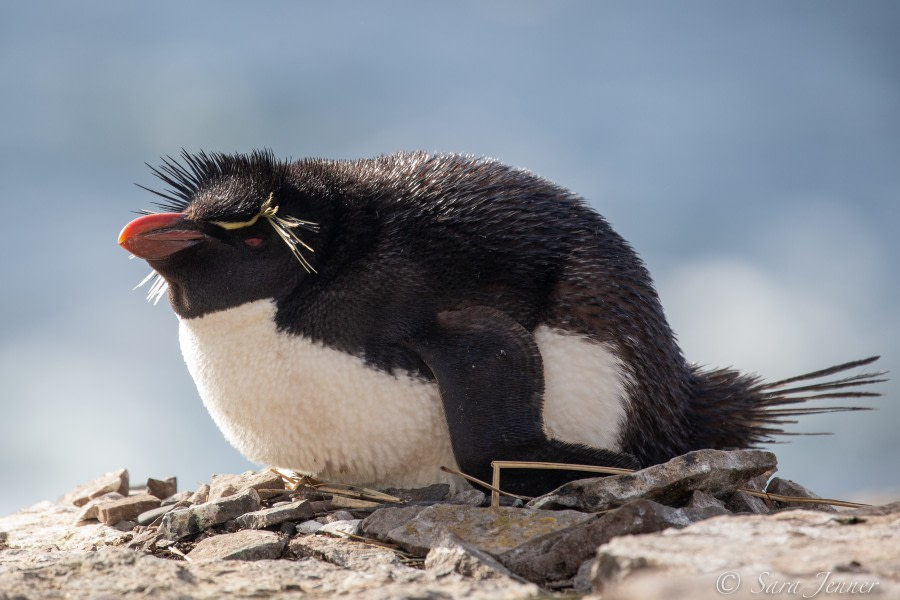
[409,306,639,496]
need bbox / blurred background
[1,1,897,515]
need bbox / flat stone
[158,488,261,541]
[425,532,524,582]
[289,534,408,572]
[146,477,177,500]
[136,504,179,526]
[96,494,161,526]
[591,509,900,598]
[207,470,284,502]
[725,490,770,514]
[234,500,314,530]
[319,519,362,537]
[296,520,323,534]
[528,449,777,512]
[187,529,287,561]
[500,499,729,585]
[766,477,836,512]
[364,504,592,558]
[62,469,129,507]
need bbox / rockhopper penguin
[118,150,884,496]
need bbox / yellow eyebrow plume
[212,193,320,273]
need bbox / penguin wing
[407,305,638,495]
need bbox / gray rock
[364,503,592,557]
[360,505,426,539]
[208,470,284,502]
[187,529,287,561]
[500,499,728,585]
[324,510,355,523]
[528,449,777,512]
[591,508,900,598]
[766,477,837,512]
[319,519,362,537]
[449,489,487,506]
[136,503,178,526]
[686,490,727,510]
[94,494,161,526]
[158,488,261,541]
[146,477,177,500]
[62,469,129,507]
[726,490,770,514]
[296,520,324,534]
[0,491,540,599]
[289,534,409,572]
[0,531,9,550]
[573,558,595,595]
[235,499,314,530]
[425,532,525,582]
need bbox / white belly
[178,299,630,490]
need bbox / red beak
[118,213,205,260]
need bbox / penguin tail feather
[687,356,886,451]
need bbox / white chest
[178,299,630,490]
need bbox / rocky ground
[0,449,897,599]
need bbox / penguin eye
[243,237,264,248]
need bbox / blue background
[1,1,897,514]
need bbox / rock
[190,483,210,504]
[76,492,125,522]
[591,509,900,598]
[500,499,729,585]
[235,500,314,530]
[95,494,161,526]
[146,477,177,500]
[363,504,592,557]
[136,504,179,526]
[0,531,8,550]
[725,490,770,514]
[847,501,900,517]
[296,520,324,534]
[686,490,727,510]
[449,489,487,506]
[158,488,261,541]
[161,491,193,506]
[425,532,525,582]
[766,477,836,512]
[383,483,451,503]
[320,519,362,537]
[187,529,287,561]
[528,449,777,512]
[0,490,540,599]
[289,534,409,572]
[207,470,284,502]
[324,510,355,523]
[61,469,129,507]
[360,505,426,539]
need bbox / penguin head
[118,151,325,318]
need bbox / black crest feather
[136,149,282,213]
